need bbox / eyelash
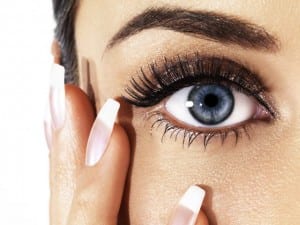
[145,110,252,148]
[123,53,275,147]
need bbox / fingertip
[85,99,120,166]
[64,84,96,139]
[107,123,131,166]
[169,186,209,225]
[65,84,95,117]
[69,123,131,224]
[196,210,210,225]
[51,84,96,166]
[94,122,131,176]
[49,85,97,225]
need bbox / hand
[45,64,209,225]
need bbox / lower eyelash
[146,111,251,148]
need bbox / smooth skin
[50,0,300,225]
[49,84,208,225]
[50,85,131,225]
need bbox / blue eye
[124,56,276,146]
[187,84,234,125]
[165,84,259,129]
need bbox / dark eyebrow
[107,7,279,51]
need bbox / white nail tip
[98,99,120,131]
[85,99,120,166]
[179,186,206,213]
[50,64,65,88]
[50,64,65,130]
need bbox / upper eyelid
[125,55,264,100]
[123,54,277,117]
[153,55,263,90]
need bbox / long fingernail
[169,186,206,225]
[85,99,120,166]
[49,64,65,130]
[43,101,53,150]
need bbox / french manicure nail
[49,64,65,130]
[169,186,206,225]
[43,101,53,150]
[85,99,120,166]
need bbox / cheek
[120,113,300,225]
[93,54,300,225]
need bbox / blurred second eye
[165,84,264,129]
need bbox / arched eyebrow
[106,7,280,52]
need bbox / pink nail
[169,186,206,225]
[85,99,120,166]
[44,101,53,150]
[49,64,65,130]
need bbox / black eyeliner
[123,53,275,117]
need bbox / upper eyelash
[123,53,275,117]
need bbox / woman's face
[74,1,300,224]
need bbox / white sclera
[165,86,257,128]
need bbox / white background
[0,0,54,224]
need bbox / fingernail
[43,101,53,150]
[85,99,120,166]
[169,186,206,225]
[49,64,65,130]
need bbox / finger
[48,65,95,225]
[50,84,95,225]
[67,101,130,225]
[51,40,61,64]
[168,186,208,225]
[195,211,209,225]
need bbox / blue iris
[187,84,234,125]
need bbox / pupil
[187,84,234,125]
[204,94,219,108]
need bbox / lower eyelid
[141,92,273,148]
[132,93,274,148]
[144,110,254,147]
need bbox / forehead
[75,0,300,58]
